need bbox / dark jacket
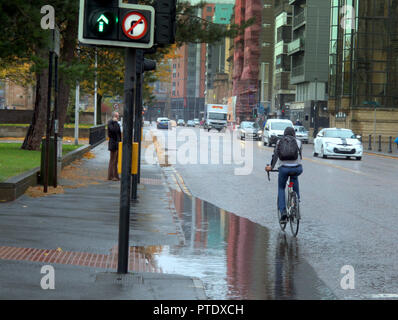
[270,137,303,169]
[108,120,121,151]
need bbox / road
[149,125,398,299]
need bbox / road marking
[364,152,398,160]
[302,157,366,176]
[366,294,398,299]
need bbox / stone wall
[0,126,91,138]
[0,110,33,123]
[329,107,398,142]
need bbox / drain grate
[140,178,163,185]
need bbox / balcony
[291,64,304,77]
[287,38,304,55]
[293,10,306,28]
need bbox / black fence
[89,124,106,147]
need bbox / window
[207,6,212,12]
[264,4,271,8]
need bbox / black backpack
[278,136,300,161]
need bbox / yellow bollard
[118,142,139,175]
[132,142,139,175]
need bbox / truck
[203,104,228,132]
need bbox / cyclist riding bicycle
[266,126,303,223]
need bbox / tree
[0,0,252,150]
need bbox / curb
[364,151,398,159]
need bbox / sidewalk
[0,141,206,299]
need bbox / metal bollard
[368,135,372,150]
[378,135,382,152]
[389,136,392,153]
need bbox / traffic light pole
[44,51,54,193]
[131,66,142,201]
[118,47,136,274]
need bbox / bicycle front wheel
[289,191,300,237]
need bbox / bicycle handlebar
[266,164,278,181]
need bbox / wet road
[149,125,398,299]
[152,189,336,299]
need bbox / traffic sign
[122,12,148,40]
[78,0,155,49]
[119,8,151,43]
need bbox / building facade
[233,0,265,122]
[328,0,398,142]
[288,0,331,135]
[272,0,295,119]
[258,0,275,121]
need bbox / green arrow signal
[97,14,109,32]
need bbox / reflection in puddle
[128,189,335,299]
[145,190,336,300]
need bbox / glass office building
[329,0,398,114]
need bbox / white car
[262,119,294,146]
[294,125,309,144]
[313,128,363,160]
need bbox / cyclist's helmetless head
[284,127,296,137]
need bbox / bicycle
[266,165,301,237]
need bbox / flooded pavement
[135,189,336,300]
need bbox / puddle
[129,190,336,299]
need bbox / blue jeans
[278,165,303,213]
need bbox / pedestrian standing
[107,111,121,181]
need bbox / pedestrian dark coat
[108,120,121,151]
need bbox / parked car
[262,119,294,146]
[177,119,185,126]
[238,121,262,141]
[294,125,309,144]
[313,128,363,160]
[156,117,169,129]
[193,118,200,127]
[186,120,195,127]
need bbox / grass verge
[0,143,82,182]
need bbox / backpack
[278,136,299,161]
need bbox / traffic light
[136,50,156,73]
[78,0,155,49]
[83,0,119,41]
[143,59,156,72]
[253,108,258,119]
[154,0,177,44]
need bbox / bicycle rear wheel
[289,191,300,237]
[277,196,287,231]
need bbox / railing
[293,10,306,27]
[288,38,304,55]
[89,124,106,146]
[291,64,304,77]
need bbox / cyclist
[265,126,303,223]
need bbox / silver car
[238,121,262,141]
[294,126,309,144]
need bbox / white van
[262,119,294,146]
